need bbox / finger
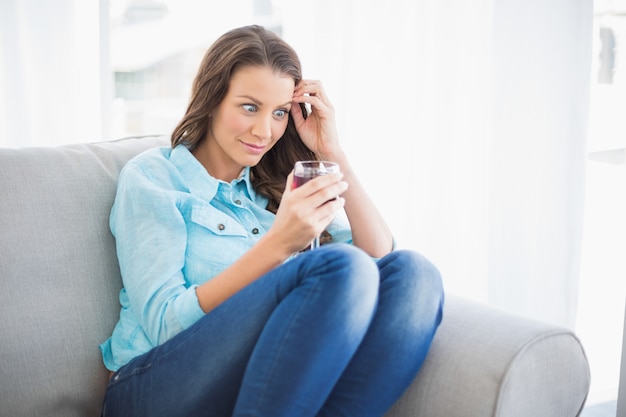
[290,100,306,127]
[300,179,347,210]
[292,172,344,196]
[302,196,344,238]
[312,181,348,208]
[292,95,331,119]
[285,170,295,192]
[294,80,326,99]
[292,93,325,106]
[316,197,346,225]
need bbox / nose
[251,115,273,141]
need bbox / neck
[192,141,242,182]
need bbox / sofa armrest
[385,295,590,417]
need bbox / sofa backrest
[0,135,169,417]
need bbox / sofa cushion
[0,135,169,417]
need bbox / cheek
[271,119,289,141]
[218,113,251,136]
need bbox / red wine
[293,161,338,190]
[293,174,314,188]
[292,160,339,249]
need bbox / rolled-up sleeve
[110,160,204,346]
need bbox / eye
[273,109,288,119]
[242,104,257,113]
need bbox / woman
[100,25,444,417]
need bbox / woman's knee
[380,250,444,303]
[381,250,442,284]
[304,244,380,308]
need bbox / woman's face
[202,65,295,180]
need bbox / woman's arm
[291,80,393,258]
[320,151,393,258]
[193,229,287,313]
[195,171,347,313]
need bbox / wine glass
[293,160,340,250]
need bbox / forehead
[228,66,295,101]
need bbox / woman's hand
[269,171,348,254]
[291,80,342,160]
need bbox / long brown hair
[171,25,316,213]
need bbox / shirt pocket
[185,204,250,277]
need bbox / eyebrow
[237,95,292,108]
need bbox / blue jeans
[101,245,444,417]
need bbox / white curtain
[280,0,592,328]
[489,0,592,328]
[0,0,593,329]
[0,0,106,148]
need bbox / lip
[240,141,266,155]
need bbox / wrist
[319,147,347,166]
[260,229,298,261]
[326,153,353,178]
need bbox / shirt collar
[236,166,258,201]
[169,144,258,202]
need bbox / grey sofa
[0,135,591,417]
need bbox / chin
[239,155,264,168]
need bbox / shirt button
[218,224,225,231]
[252,228,259,235]
[234,199,242,205]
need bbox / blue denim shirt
[99,145,353,371]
